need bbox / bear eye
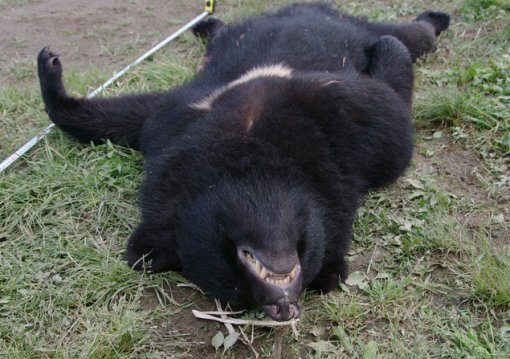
[243,250,256,263]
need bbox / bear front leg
[38,47,166,149]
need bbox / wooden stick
[199,310,246,316]
[192,310,299,327]
[215,300,236,335]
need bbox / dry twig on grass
[192,309,299,332]
[192,306,299,355]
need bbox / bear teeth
[289,266,297,280]
[259,266,269,280]
[265,276,291,285]
[255,260,262,275]
[251,258,298,285]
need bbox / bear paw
[415,11,451,36]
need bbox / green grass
[1,0,509,357]
[460,0,510,20]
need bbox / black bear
[37,2,450,321]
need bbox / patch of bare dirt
[414,135,509,245]
[139,284,219,355]
[0,0,200,81]
[140,284,289,358]
[414,136,488,204]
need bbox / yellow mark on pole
[205,0,215,14]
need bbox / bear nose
[262,298,300,321]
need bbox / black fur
[37,3,450,320]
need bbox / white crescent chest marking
[190,64,293,111]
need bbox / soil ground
[0,0,199,81]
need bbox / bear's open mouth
[241,249,300,286]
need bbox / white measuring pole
[0,10,209,174]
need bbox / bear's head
[177,178,326,321]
